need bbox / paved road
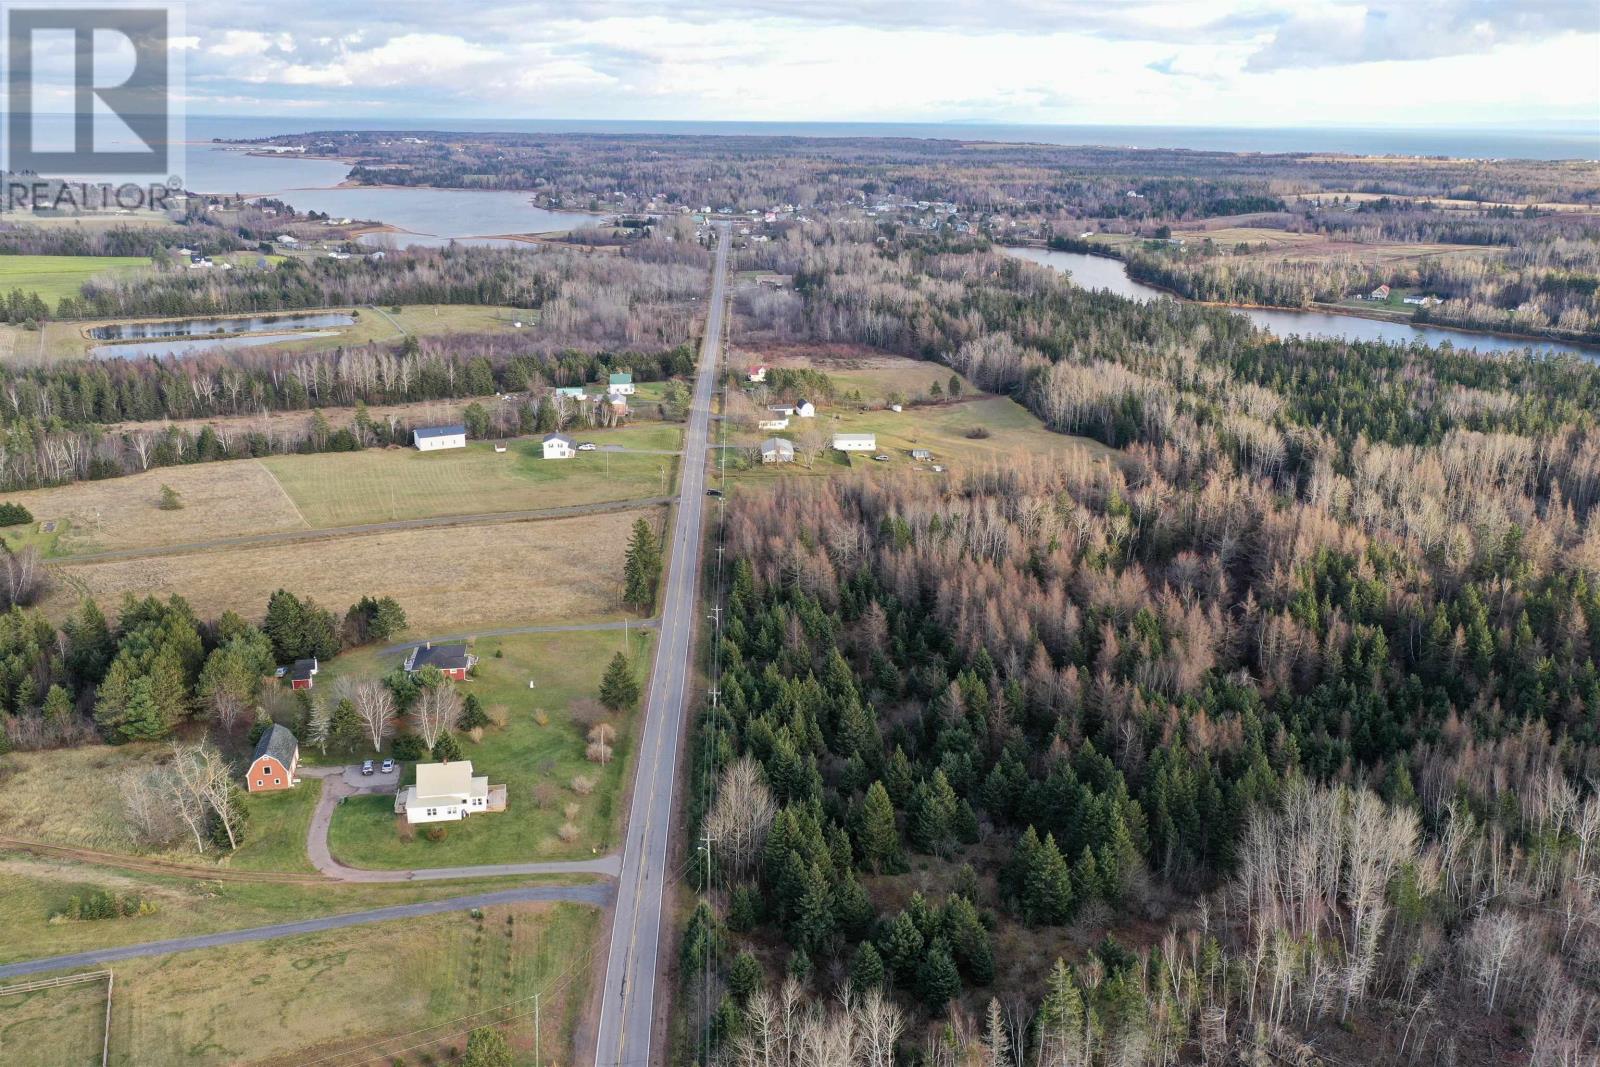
[377,618,658,657]
[0,884,611,980]
[51,496,671,565]
[594,224,729,1067]
[299,767,622,882]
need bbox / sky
[17,0,1600,128]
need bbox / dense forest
[683,220,1600,1064]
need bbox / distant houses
[413,424,466,451]
[554,386,587,399]
[395,760,506,823]
[911,449,933,461]
[760,437,795,464]
[246,724,299,793]
[543,432,576,459]
[832,433,876,453]
[607,372,635,397]
[403,642,476,681]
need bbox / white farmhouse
[607,372,635,396]
[832,433,877,453]
[760,438,795,464]
[543,432,576,460]
[394,760,506,824]
[413,424,466,451]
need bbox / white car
[577,442,598,451]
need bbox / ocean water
[179,116,1598,161]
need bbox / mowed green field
[261,427,680,527]
[0,255,151,304]
[326,627,653,867]
[4,903,598,1067]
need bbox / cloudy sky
[34,0,1600,127]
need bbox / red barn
[404,642,477,682]
[285,657,318,690]
[246,724,299,793]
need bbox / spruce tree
[1025,832,1074,925]
[857,780,903,873]
[850,941,886,990]
[917,936,962,1010]
[623,518,661,608]
[432,730,463,762]
[599,651,640,711]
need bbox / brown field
[3,461,307,556]
[40,506,652,632]
[743,343,965,402]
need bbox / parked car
[577,442,598,451]
[706,488,723,497]
[361,759,374,776]
[381,759,395,774]
[873,454,891,462]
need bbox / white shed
[413,424,466,451]
[832,433,877,453]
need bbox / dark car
[361,759,374,776]
[706,488,723,497]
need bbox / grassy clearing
[0,255,151,304]
[0,745,316,870]
[7,902,599,1067]
[261,429,678,527]
[4,422,678,558]
[326,627,653,867]
[0,854,585,965]
[0,972,105,1067]
[3,461,307,557]
[41,505,654,633]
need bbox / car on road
[381,759,395,774]
[578,442,598,451]
[361,759,374,776]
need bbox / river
[1004,246,1600,362]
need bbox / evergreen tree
[623,518,661,608]
[850,941,886,990]
[460,693,490,731]
[910,769,959,855]
[877,909,924,986]
[461,1027,512,1067]
[727,950,763,1002]
[599,651,640,711]
[856,780,903,873]
[41,683,73,724]
[917,936,962,1010]
[432,730,463,762]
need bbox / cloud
[1241,0,1600,71]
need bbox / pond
[91,330,344,361]
[1004,246,1600,362]
[88,311,357,340]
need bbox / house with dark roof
[246,724,299,793]
[413,424,467,451]
[404,642,477,681]
[285,657,318,690]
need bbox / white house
[760,437,795,464]
[413,424,466,451]
[911,449,933,461]
[747,366,767,383]
[832,433,877,453]
[394,760,506,824]
[276,234,299,246]
[758,417,790,431]
[793,399,816,418]
[543,433,576,460]
[607,372,635,396]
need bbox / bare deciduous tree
[704,756,776,878]
[411,682,462,749]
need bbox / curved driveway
[300,767,621,882]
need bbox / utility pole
[534,991,541,1066]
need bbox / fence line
[0,968,114,1066]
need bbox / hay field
[0,973,106,1067]
[0,254,151,304]
[42,506,651,633]
[2,462,307,557]
[6,903,597,1067]
[260,434,674,527]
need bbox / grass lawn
[0,254,151,305]
[0,854,585,966]
[260,428,679,527]
[0,971,105,1067]
[5,901,599,1067]
[42,503,656,634]
[325,628,654,867]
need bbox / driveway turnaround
[300,766,622,882]
[593,223,731,1067]
[0,884,611,980]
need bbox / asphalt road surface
[593,223,730,1067]
[0,884,610,981]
